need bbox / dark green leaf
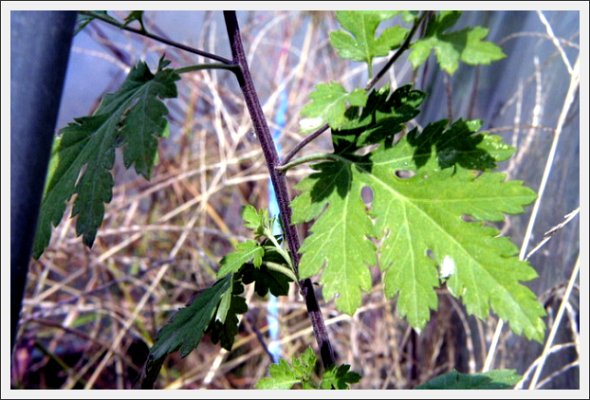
[207,276,248,350]
[417,369,521,389]
[239,247,294,297]
[321,364,362,389]
[149,275,231,361]
[33,58,179,258]
[332,85,426,152]
[123,11,145,30]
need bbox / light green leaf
[291,86,545,340]
[257,347,317,389]
[33,57,179,258]
[217,240,264,277]
[299,83,367,133]
[329,11,408,66]
[409,11,505,74]
[321,364,362,389]
[417,369,521,389]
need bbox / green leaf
[241,204,272,237]
[417,369,521,389]
[300,83,368,133]
[217,240,265,278]
[332,84,426,152]
[320,364,362,389]
[123,11,145,30]
[207,275,248,350]
[257,347,317,389]
[32,57,179,258]
[149,275,231,361]
[291,91,545,340]
[329,11,408,66]
[239,247,294,297]
[409,11,506,74]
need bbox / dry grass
[11,11,580,390]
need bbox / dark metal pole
[11,11,76,354]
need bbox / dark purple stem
[223,11,336,368]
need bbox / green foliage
[329,11,408,68]
[123,11,145,30]
[149,274,233,361]
[207,275,249,350]
[257,347,317,389]
[417,369,521,389]
[320,364,362,389]
[33,57,179,258]
[257,347,359,390]
[291,84,545,341]
[409,11,506,74]
[217,240,264,277]
[299,83,368,133]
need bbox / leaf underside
[291,85,545,342]
[33,57,179,258]
[417,369,521,389]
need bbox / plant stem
[366,11,430,91]
[265,261,298,282]
[223,11,336,369]
[281,11,430,166]
[81,11,234,65]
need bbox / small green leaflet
[320,365,362,389]
[257,347,360,389]
[291,86,545,341]
[299,83,368,133]
[123,11,145,31]
[32,57,179,258]
[409,11,506,74]
[217,240,264,277]
[417,369,521,389]
[329,11,408,67]
[257,347,317,389]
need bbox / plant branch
[366,11,430,91]
[282,124,330,165]
[223,10,336,369]
[81,11,235,65]
[175,63,240,74]
[277,153,340,173]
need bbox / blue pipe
[267,89,289,362]
[11,11,77,353]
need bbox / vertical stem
[223,11,336,368]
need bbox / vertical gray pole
[11,11,76,354]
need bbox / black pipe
[11,11,77,354]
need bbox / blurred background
[11,10,580,389]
